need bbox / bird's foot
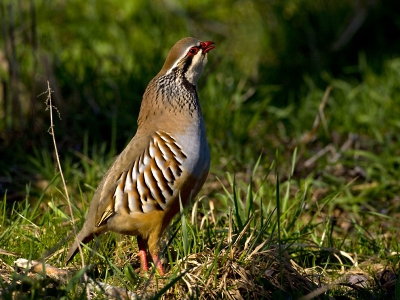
[138,249,149,272]
[151,253,165,276]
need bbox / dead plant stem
[44,81,90,299]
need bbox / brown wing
[95,131,187,227]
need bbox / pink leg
[137,236,165,276]
[137,236,149,272]
[150,253,165,276]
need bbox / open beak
[200,41,215,54]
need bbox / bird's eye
[188,47,199,55]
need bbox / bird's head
[159,37,215,86]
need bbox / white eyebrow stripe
[164,44,201,75]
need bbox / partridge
[65,37,214,276]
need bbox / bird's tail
[64,228,96,265]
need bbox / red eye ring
[188,47,199,55]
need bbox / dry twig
[13,258,137,300]
[42,81,90,297]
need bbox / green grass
[2,58,400,299]
[1,1,400,296]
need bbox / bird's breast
[173,118,210,180]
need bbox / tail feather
[64,229,96,265]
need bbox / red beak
[200,41,215,53]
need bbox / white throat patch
[185,53,207,85]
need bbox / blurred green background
[1,0,400,200]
